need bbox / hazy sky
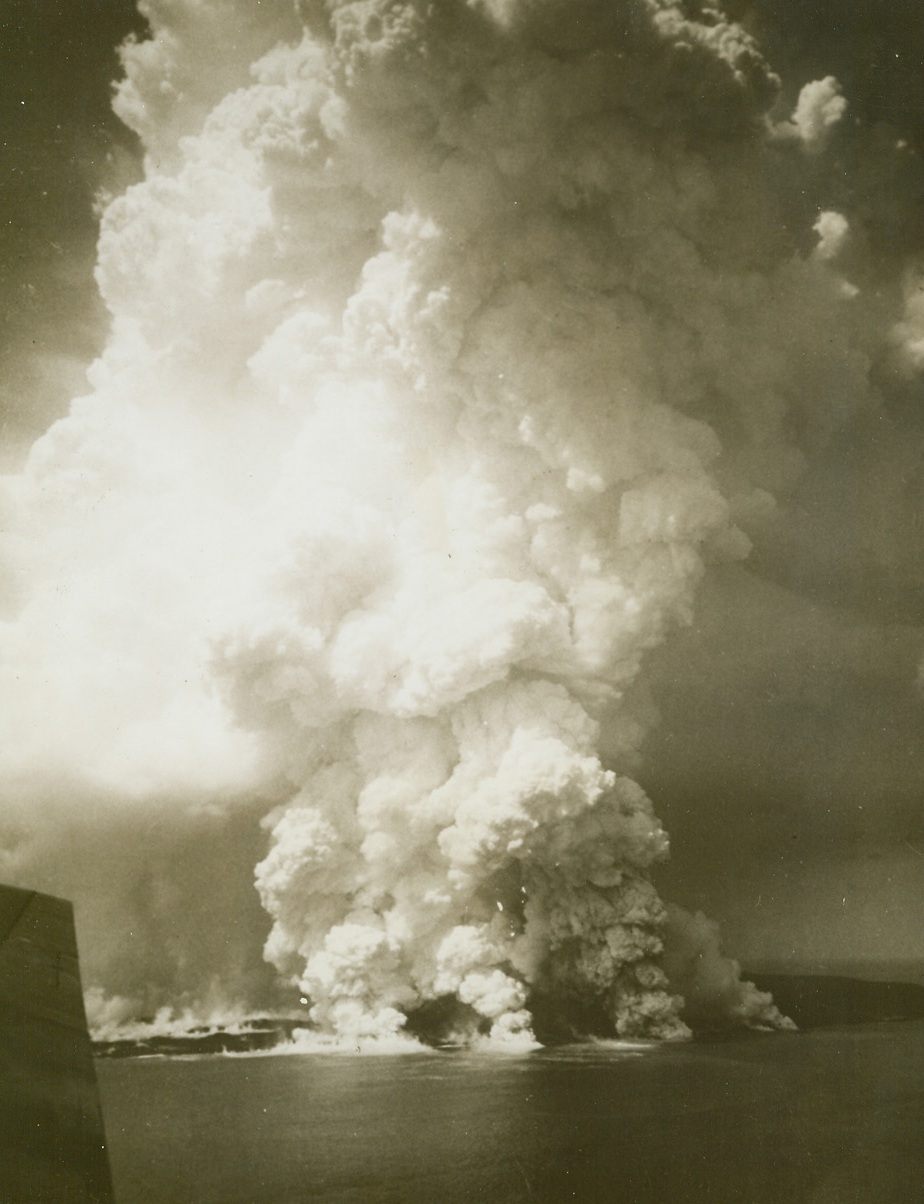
[638,0,924,969]
[0,0,144,458]
[2,0,924,1040]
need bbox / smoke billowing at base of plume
[2,0,922,1043]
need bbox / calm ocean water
[96,1021,924,1204]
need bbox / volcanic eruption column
[5,0,892,1040]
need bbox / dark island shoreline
[91,973,924,1059]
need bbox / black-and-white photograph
[2,1,924,1200]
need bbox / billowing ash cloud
[1,0,917,1043]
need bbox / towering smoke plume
[5,0,916,1043]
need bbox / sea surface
[96,1020,924,1204]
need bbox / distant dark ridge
[745,974,924,1030]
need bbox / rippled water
[96,1021,924,1203]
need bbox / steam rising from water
[2,0,915,1042]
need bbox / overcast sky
[2,0,924,1038]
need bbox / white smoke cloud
[813,211,851,263]
[892,270,924,377]
[2,0,917,1044]
[771,75,847,152]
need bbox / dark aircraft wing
[0,884,114,1203]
